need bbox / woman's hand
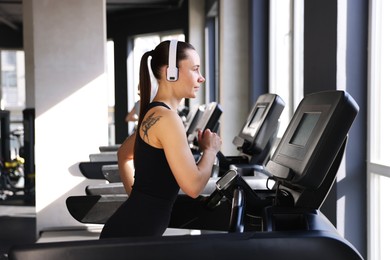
[197,129,222,155]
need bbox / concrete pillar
[219,0,249,155]
[23,0,108,234]
[189,0,206,107]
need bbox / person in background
[125,99,140,123]
[100,40,221,238]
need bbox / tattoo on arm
[141,112,162,143]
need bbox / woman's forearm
[118,160,134,195]
[117,133,136,195]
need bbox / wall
[188,0,206,107]
[219,0,250,155]
[23,0,108,234]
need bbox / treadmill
[9,90,362,260]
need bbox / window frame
[367,0,390,259]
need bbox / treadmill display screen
[290,112,321,147]
[248,105,266,129]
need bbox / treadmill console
[217,94,285,175]
[266,90,359,190]
[185,105,205,137]
[188,102,223,143]
[233,94,285,156]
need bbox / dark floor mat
[0,216,36,257]
[0,195,35,206]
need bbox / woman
[100,40,222,238]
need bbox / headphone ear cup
[167,40,178,81]
[167,67,178,81]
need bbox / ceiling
[0,0,183,31]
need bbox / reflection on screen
[248,105,266,128]
[290,112,321,146]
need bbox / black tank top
[133,101,180,201]
[99,102,180,238]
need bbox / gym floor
[0,194,208,260]
[0,197,104,259]
[0,197,36,260]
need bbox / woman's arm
[125,106,138,122]
[117,133,136,195]
[156,110,221,198]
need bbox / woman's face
[177,49,205,98]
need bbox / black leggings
[99,190,173,239]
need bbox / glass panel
[371,0,390,166]
[0,50,26,158]
[1,50,25,109]
[378,175,390,260]
[269,0,304,136]
[269,0,292,135]
[369,0,390,259]
[107,40,116,145]
[132,35,161,100]
[370,173,390,260]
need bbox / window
[205,10,219,103]
[0,50,26,158]
[368,0,390,259]
[107,40,115,145]
[269,0,304,136]
[1,50,25,109]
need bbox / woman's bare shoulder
[139,106,183,146]
[142,106,177,125]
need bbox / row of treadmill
[9,90,364,260]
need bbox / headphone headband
[167,40,178,81]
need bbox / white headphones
[167,40,178,81]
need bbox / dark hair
[137,40,196,127]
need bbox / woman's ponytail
[138,50,153,130]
